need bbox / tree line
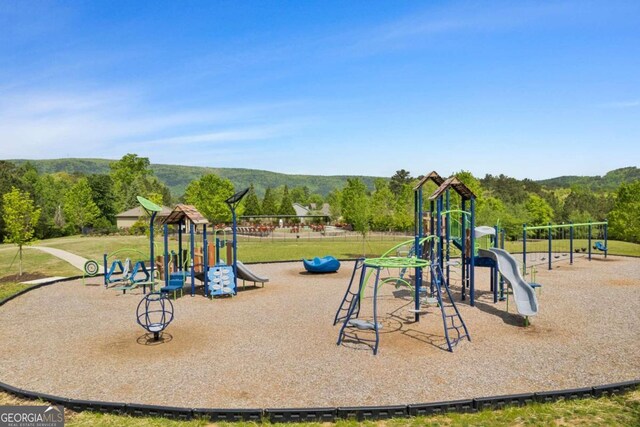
[328,169,639,243]
[1,155,639,246]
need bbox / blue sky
[1,1,639,180]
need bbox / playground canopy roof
[162,204,209,225]
[428,176,476,200]
[413,171,445,190]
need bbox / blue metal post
[469,198,476,306]
[203,224,208,296]
[163,224,169,284]
[103,253,108,287]
[548,222,552,270]
[414,188,423,322]
[436,197,443,270]
[232,205,238,295]
[149,212,157,289]
[588,222,592,261]
[604,221,608,258]
[569,222,574,265]
[493,225,498,303]
[499,228,505,300]
[429,201,435,241]
[190,223,195,296]
[461,199,466,300]
[429,199,435,296]
[445,190,450,285]
[178,219,183,272]
[522,224,527,274]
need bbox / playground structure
[303,256,341,273]
[101,197,162,293]
[335,171,541,354]
[521,221,608,272]
[136,292,174,341]
[158,200,268,297]
[99,192,268,299]
[102,249,152,293]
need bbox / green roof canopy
[137,196,163,213]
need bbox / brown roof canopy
[162,204,209,225]
[413,171,445,191]
[428,176,476,201]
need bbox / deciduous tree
[370,179,394,231]
[184,174,234,223]
[2,187,41,275]
[609,181,640,243]
[525,194,554,226]
[341,178,371,254]
[64,178,101,233]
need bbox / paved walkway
[27,246,104,274]
[21,276,68,285]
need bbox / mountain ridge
[7,158,638,197]
[7,158,381,197]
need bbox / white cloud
[135,127,287,147]
[0,87,304,160]
[338,1,576,54]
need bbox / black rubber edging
[409,399,475,416]
[1,278,639,422]
[337,404,407,420]
[2,378,639,423]
[265,407,336,423]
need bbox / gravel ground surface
[1,255,638,408]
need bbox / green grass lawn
[0,282,33,300]
[0,244,80,279]
[1,388,638,426]
[31,234,414,263]
[24,235,640,268]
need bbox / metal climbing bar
[430,263,471,352]
[335,256,430,355]
[333,258,365,325]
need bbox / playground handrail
[524,221,607,231]
[379,236,440,258]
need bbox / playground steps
[333,259,364,326]
[335,259,383,355]
[430,263,470,352]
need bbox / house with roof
[116,205,172,229]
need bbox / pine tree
[261,187,279,215]
[243,185,262,217]
[278,185,296,216]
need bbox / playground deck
[0,256,638,409]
